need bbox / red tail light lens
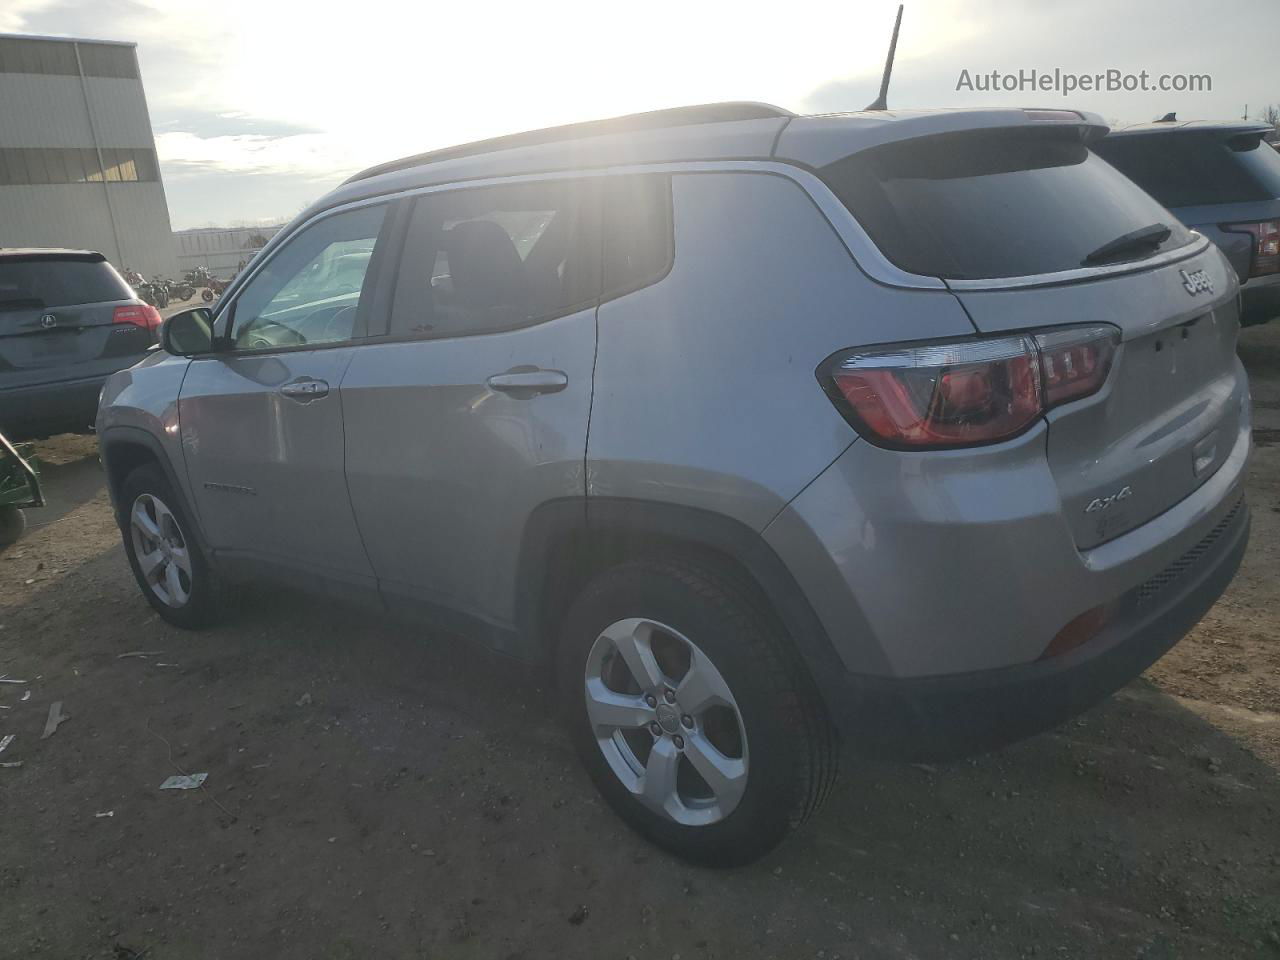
[822,325,1118,450]
[1222,219,1280,277]
[1035,325,1118,406]
[113,303,163,333]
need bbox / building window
[0,37,138,79]
[76,43,139,80]
[0,37,79,76]
[0,148,159,185]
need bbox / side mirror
[160,307,216,356]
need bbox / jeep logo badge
[39,314,57,329]
[1179,268,1213,296]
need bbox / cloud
[152,109,322,139]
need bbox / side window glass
[602,175,673,299]
[389,180,599,339]
[230,204,386,351]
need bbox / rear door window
[822,128,1193,280]
[601,175,673,299]
[390,179,600,339]
[0,257,131,311]
[1094,132,1280,207]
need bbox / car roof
[1104,119,1273,138]
[0,248,106,261]
[306,103,1106,222]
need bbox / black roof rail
[344,101,795,184]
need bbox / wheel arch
[98,426,207,551]
[515,497,850,705]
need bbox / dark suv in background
[1094,119,1280,326]
[0,249,161,440]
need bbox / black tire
[0,506,25,547]
[118,462,219,628]
[558,556,838,866]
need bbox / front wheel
[201,288,214,302]
[558,557,838,866]
[119,463,219,628]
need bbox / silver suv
[98,103,1252,865]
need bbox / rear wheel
[119,463,219,628]
[558,557,837,866]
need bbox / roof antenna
[865,4,904,111]
[1155,111,1177,123]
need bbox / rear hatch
[0,253,153,391]
[819,122,1245,548]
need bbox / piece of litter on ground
[295,693,312,707]
[159,773,208,790]
[0,677,28,684]
[117,651,164,660]
[155,663,177,668]
[95,810,114,818]
[41,701,69,739]
[20,690,31,701]
[0,705,9,709]
[0,761,22,768]
[0,734,14,755]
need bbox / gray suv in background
[1,248,162,439]
[97,104,1251,865]
[1094,119,1280,326]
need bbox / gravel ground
[1,325,1278,959]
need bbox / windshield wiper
[1082,223,1172,266]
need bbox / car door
[340,178,601,644]
[179,202,397,592]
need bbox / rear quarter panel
[587,171,976,530]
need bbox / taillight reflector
[821,325,1118,450]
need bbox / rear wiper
[1082,223,1172,266]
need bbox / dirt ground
[1,327,1278,960]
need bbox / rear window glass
[822,128,1193,280]
[1094,132,1280,207]
[0,258,131,311]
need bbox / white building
[174,224,285,280]
[0,33,178,278]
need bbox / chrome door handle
[279,379,329,401]
[485,368,568,396]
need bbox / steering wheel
[242,321,306,349]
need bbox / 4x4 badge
[1179,268,1213,296]
[39,314,57,329]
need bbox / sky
[3,0,1277,230]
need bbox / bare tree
[1263,104,1280,135]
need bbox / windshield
[822,127,1193,280]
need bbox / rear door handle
[485,368,568,397]
[279,379,329,402]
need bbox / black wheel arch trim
[515,496,853,710]
[98,425,209,554]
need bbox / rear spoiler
[774,109,1110,169]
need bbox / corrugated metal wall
[0,37,178,277]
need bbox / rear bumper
[0,374,109,438]
[827,498,1249,761]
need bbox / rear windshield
[0,257,131,311]
[822,128,1193,280]
[1093,132,1280,208]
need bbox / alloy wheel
[129,493,193,608]
[584,617,748,826]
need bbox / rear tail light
[821,325,1118,450]
[113,303,163,333]
[1222,219,1280,278]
